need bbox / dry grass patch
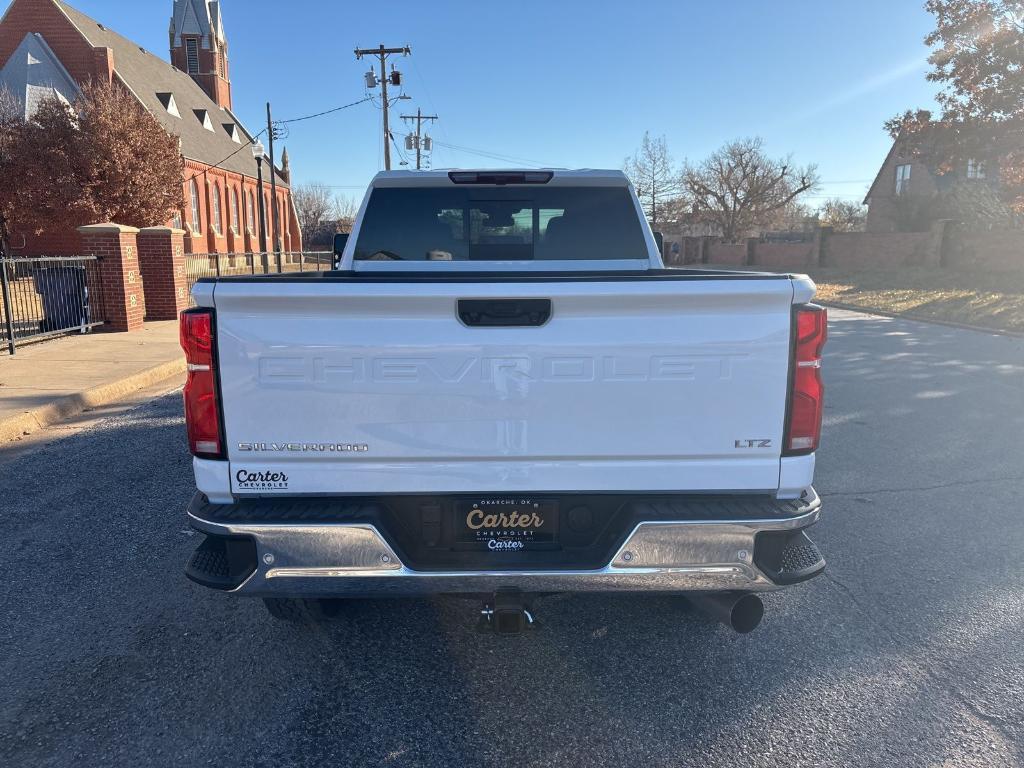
[803,267,1024,333]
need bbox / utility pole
[400,107,438,170]
[355,44,411,171]
[266,102,282,270]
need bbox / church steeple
[280,148,291,183]
[169,1,232,110]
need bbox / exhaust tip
[687,592,765,634]
[730,593,764,634]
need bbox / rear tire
[262,597,345,623]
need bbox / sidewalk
[0,322,185,443]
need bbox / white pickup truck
[181,169,827,633]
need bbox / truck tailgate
[212,276,795,495]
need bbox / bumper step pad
[186,535,258,591]
[754,529,825,585]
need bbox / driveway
[1,309,1022,767]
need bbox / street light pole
[252,141,268,271]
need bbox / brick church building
[0,0,301,255]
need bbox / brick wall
[826,230,940,268]
[181,160,299,255]
[756,239,819,269]
[946,228,1024,271]
[707,242,748,266]
[0,0,99,83]
[698,222,948,271]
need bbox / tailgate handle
[458,298,551,327]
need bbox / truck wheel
[262,597,344,623]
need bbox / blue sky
[35,0,939,206]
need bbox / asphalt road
[1,309,1022,767]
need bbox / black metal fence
[184,251,334,302]
[1,255,106,355]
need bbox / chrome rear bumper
[186,489,823,596]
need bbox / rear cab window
[353,186,649,263]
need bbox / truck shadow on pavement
[1,311,1022,768]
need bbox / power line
[276,96,373,124]
[429,139,553,168]
[185,127,266,183]
[409,55,454,167]
[184,96,374,184]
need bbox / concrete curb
[0,358,186,443]
[821,301,1024,339]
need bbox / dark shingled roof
[52,0,288,187]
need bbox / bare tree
[292,190,360,248]
[332,194,358,233]
[623,132,683,227]
[818,198,867,232]
[767,200,818,232]
[683,138,819,242]
[292,182,334,240]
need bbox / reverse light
[179,308,224,459]
[784,304,827,456]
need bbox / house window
[967,159,986,179]
[212,183,223,234]
[185,39,199,74]
[189,179,202,233]
[230,188,240,233]
[895,164,912,195]
[171,210,183,230]
[247,191,256,232]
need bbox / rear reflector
[784,305,827,456]
[448,171,553,185]
[179,308,224,459]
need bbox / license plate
[456,498,559,551]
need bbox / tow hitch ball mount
[478,590,536,634]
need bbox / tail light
[784,304,827,456]
[179,308,224,459]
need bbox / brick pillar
[138,227,189,320]
[745,238,759,267]
[817,226,833,267]
[932,218,952,267]
[78,224,144,332]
